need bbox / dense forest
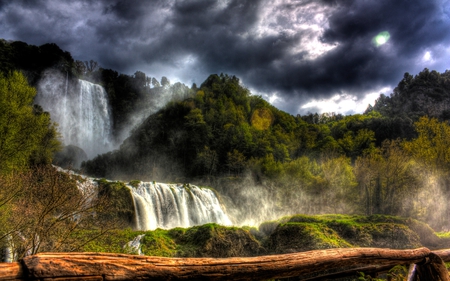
[2,38,450,266]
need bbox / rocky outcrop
[53,145,88,169]
[1,248,449,280]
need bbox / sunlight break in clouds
[255,0,338,60]
[300,87,391,115]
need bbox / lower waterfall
[130,182,232,231]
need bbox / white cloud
[299,87,390,115]
[255,0,338,60]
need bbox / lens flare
[372,31,390,47]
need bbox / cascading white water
[36,70,114,159]
[124,234,145,255]
[62,169,232,231]
[74,80,113,157]
[130,182,232,230]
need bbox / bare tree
[74,60,86,75]
[84,60,98,73]
[0,166,124,260]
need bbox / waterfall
[124,234,145,255]
[56,166,232,231]
[36,70,114,159]
[130,182,232,230]
[74,80,113,157]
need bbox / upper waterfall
[74,79,113,157]
[36,70,114,159]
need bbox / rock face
[53,145,88,168]
[1,248,449,281]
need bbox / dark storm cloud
[253,0,450,95]
[0,0,449,114]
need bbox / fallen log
[0,247,434,281]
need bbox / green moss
[77,228,141,253]
[259,220,280,236]
[75,223,263,258]
[171,223,263,257]
[128,180,141,188]
[288,214,323,223]
[140,229,177,257]
[266,222,352,253]
[436,231,450,238]
[261,214,433,254]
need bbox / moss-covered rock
[261,214,433,254]
[175,223,264,257]
[265,222,352,253]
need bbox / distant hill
[83,73,305,180]
[367,68,450,120]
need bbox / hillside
[367,69,450,120]
[83,73,304,179]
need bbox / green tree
[355,140,417,217]
[403,117,450,228]
[0,71,61,173]
[337,129,376,159]
[226,149,246,176]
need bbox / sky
[0,0,449,115]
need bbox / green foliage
[0,71,61,173]
[402,116,450,228]
[79,68,450,231]
[369,68,450,121]
[0,40,74,85]
[355,139,418,217]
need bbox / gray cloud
[0,0,449,114]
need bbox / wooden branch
[415,252,450,281]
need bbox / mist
[35,69,193,166]
[35,69,114,159]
